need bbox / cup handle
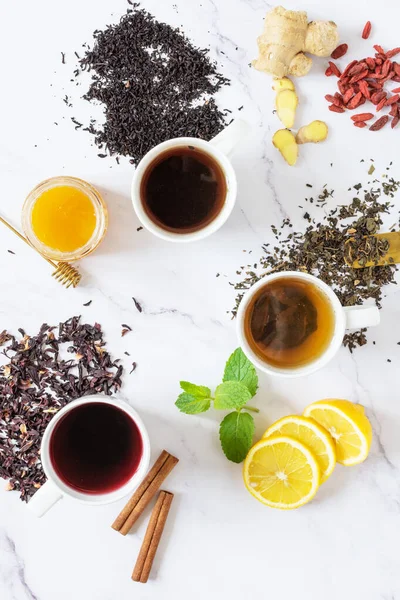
[209,119,251,156]
[343,305,380,329]
[27,480,63,517]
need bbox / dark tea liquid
[244,277,335,369]
[141,145,226,233]
[49,403,143,494]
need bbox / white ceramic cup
[237,271,380,378]
[28,395,151,517]
[131,119,250,242]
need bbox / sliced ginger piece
[272,77,295,92]
[273,129,298,166]
[275,89,298,129]
[296,120,329,144]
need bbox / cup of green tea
[237,271,380,378]
[131,120,250,242]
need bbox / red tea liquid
[49,402,143,494]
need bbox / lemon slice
[243,436,320,509]
[303,399,372,466]
[263,415,336,483]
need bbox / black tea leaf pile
[76,4,231,164]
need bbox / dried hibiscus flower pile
[0,317,123,501]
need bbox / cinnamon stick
[132,490,174,583]
[111,450,178,535]
[112,450,169,532]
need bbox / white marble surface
[1,0,400,598]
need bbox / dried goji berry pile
[325,39,400,130]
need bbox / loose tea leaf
[74,5,231,164]
[231,176,399,350]
[71,117,82,130]
[343,328,368,353]
[0,317,123,501]
[121,324,132,337]
[132,297,143,313]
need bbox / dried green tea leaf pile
[231,175,399,351]
[74,3,231,164]
[0,317,123,501]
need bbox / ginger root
[288,53,313,78]
[272,77,295,92]
[253,6,339,78]
[296,120,329,144]
[273,129,298,166]
[305,21,339,57]
[276,89,298,129]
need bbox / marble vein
[239,207,258,236]
[206,0,262,116]
[144,307,197,327]
[261,149,289,220]
[349,354,396,472]
[0,533,38,600]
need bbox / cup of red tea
[131,119,250,242]
[28,395,150,517]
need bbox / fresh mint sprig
[175,348,259,463]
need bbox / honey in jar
[31,185,97,252]
[22,176,108,261]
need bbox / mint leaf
[214,381,251,410]
[175,393,211,414]
[223,348,258,397]
[219,411,255,463]
[180,381,211,399]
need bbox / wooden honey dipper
[0,215,81,288]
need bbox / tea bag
[251,288,317,350]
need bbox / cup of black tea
[131,120,250,242]
[28,395,150,517]
[237,271,380,378]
